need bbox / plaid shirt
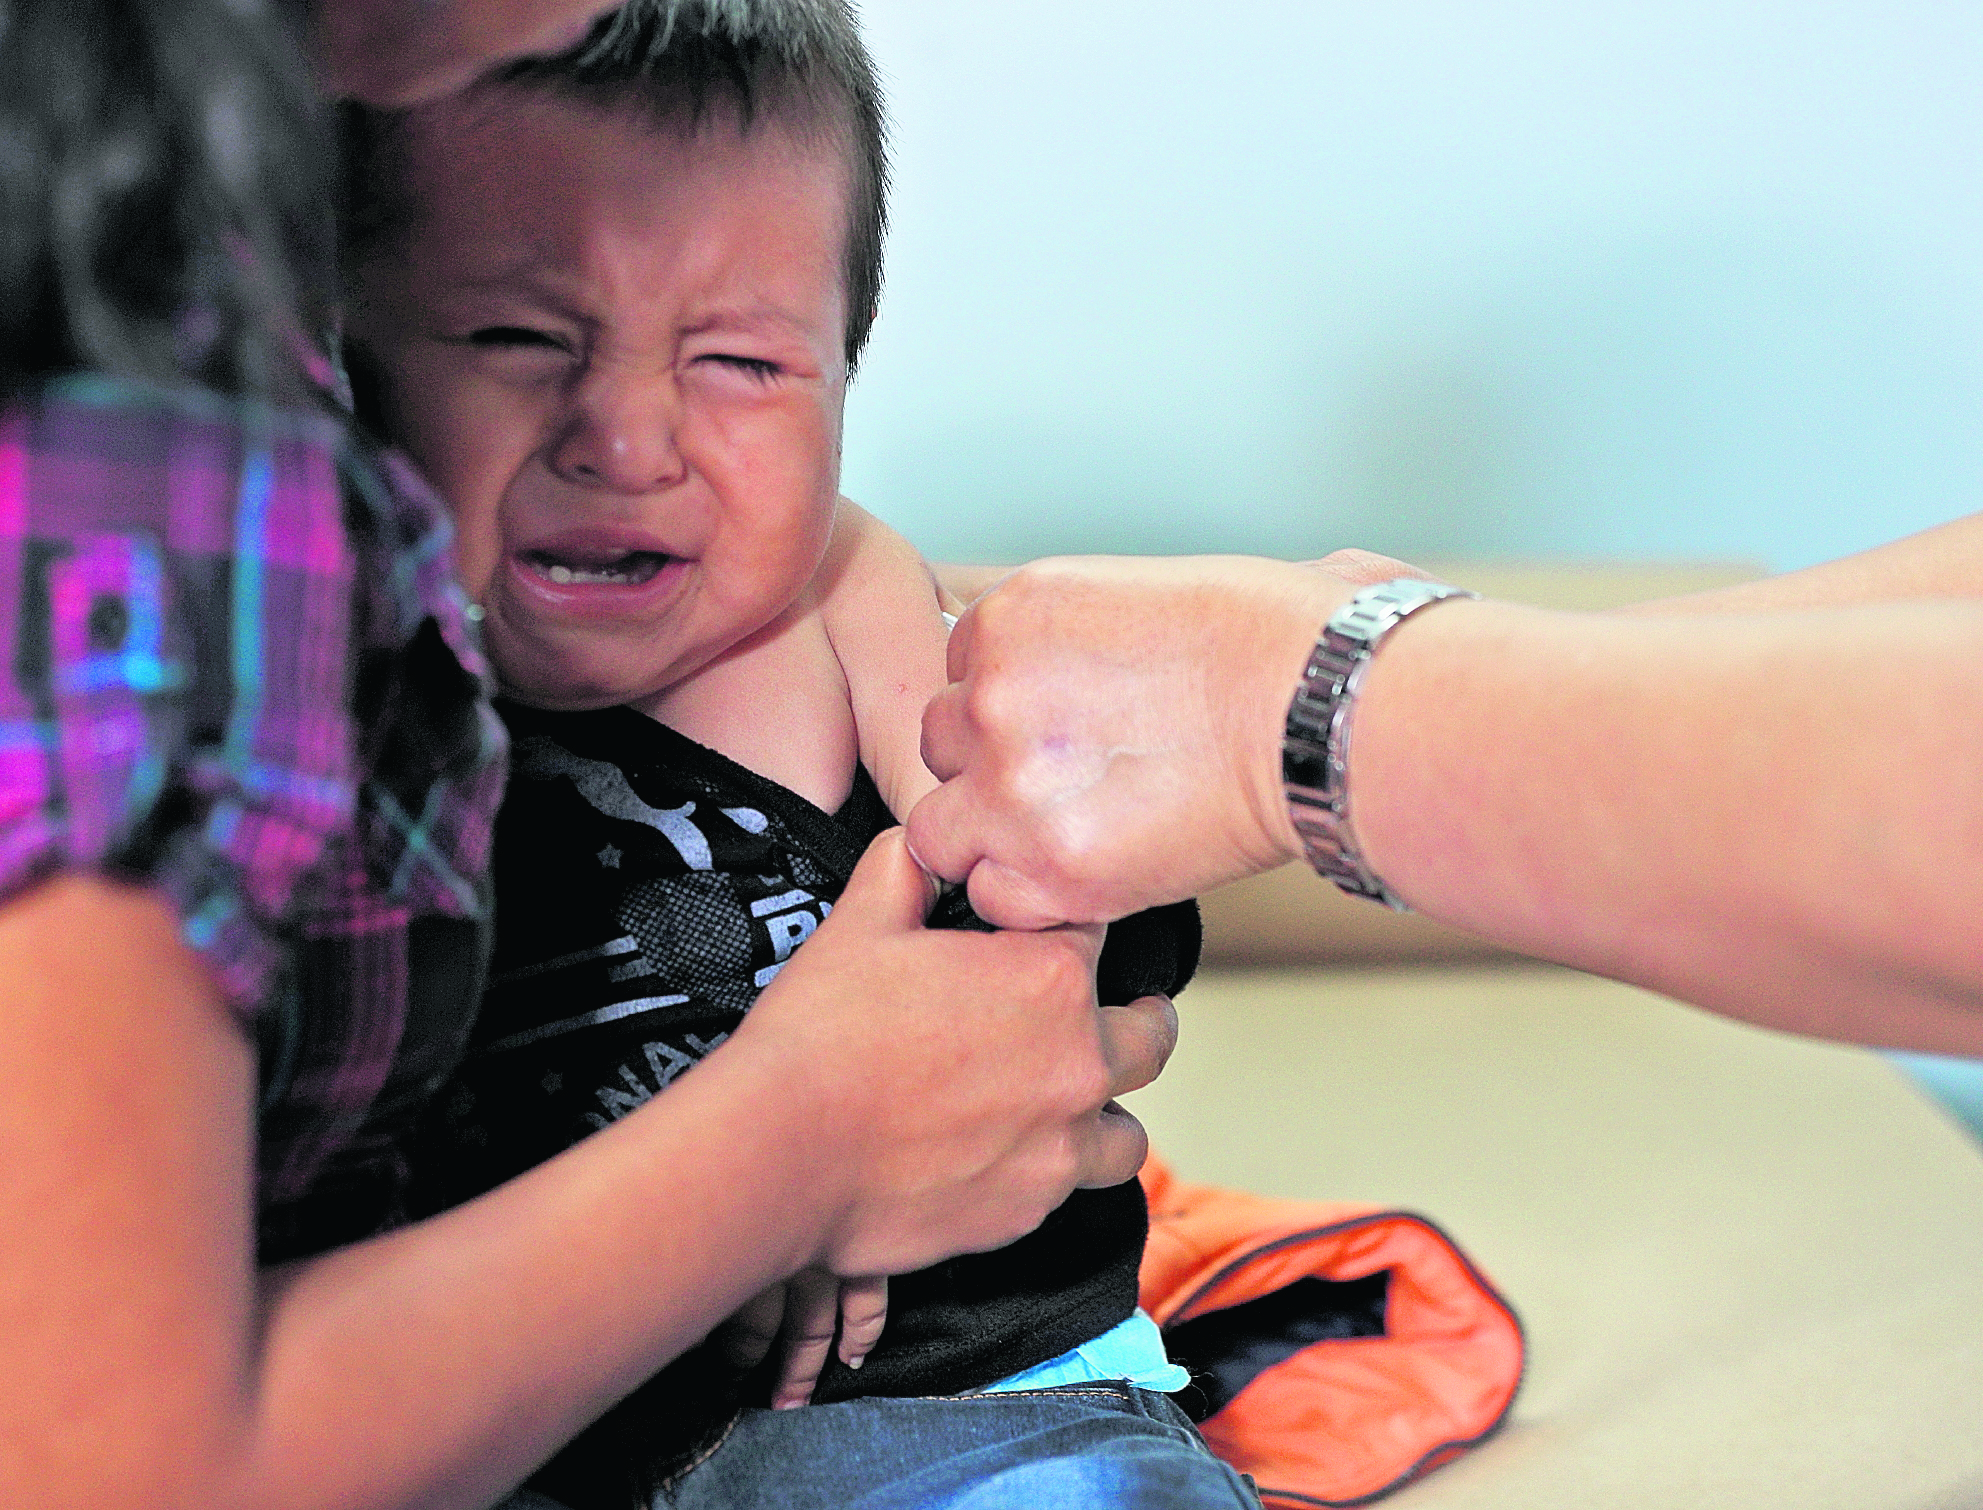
[0,375,506,1262]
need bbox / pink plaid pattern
[0,376,505,1260]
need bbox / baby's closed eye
[697,353,782,384]
[464,325,570,352]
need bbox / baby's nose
[550,376,685,492]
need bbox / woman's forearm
[0,877,830,1510]
[238,1042,824,1510]
[1623,511,1983,615]
[1353,596,1983,1054]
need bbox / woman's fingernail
[845,1354,866,1370]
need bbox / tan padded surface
[1124,965,1983,1509]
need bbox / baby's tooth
[538,555,656,586]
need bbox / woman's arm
[1620,511,1983,614]
[1351,594,1983,1055]
[909,551,1983,1056]
[0,834,1170,1510]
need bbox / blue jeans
[500,1383,1258,1510]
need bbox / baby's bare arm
[817,500,954,820]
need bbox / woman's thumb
[830,827,940,936]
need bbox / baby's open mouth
[521,548,671,587]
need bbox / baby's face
[349,87,851,710]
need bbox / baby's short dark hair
[343,0,889,369]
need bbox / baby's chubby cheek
[343,354,509,619]
[447,510,506,612]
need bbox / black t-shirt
[411,702,1199,1508]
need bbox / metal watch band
[1282,578,1479,909]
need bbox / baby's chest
[421,762,853,1194]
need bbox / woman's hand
[735,827,1177,1278]
[907,553,1406,930]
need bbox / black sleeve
[927,887,1202,1005]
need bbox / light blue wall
[840,1,1983,570]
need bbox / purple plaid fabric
[0,374,506,1262]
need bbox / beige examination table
[1119,563,1983,1510]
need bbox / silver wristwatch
[1282,578,1479,909]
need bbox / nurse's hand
[909,552,1419,930]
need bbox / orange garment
[1139,1155,1524,1508]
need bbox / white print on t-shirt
[583,1031,731,1131]
[515,737,713,870]
[749,890,832,988]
